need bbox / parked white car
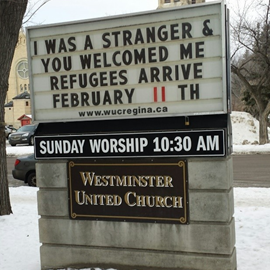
[5,126,12,139]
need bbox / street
[7,156,27,187]
[233,154,270,187]
[7,154,270,188]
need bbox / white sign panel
[27,1,228,122]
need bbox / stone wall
[37,157,236,270]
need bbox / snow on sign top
[26,1,229,123]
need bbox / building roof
[13,91,30,100]
[17,114,32,120]
[4,101,13,107]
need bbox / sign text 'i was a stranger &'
[27,2,228,122]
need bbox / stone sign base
[36,157,236,270]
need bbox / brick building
[158,0,205,8]
[4,29,31,128]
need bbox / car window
[17,125,35,132]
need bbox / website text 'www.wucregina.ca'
[78,106,168,117]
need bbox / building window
[192,0,196,4]
[17,60,29,79]
[165,0,171,3]
[174,0,180,2]
[26,101,29,106]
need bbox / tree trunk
[0,104,11,215]
[231,67,270,145]
[259,111,270,145]
[0,0,28,215]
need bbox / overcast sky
[27,0,158,26]
[26,0,234,26]
[25,0,259,27]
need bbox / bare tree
[231,71,244,111]
[0,0,49,215]
[0,0,28,215]
[231,0,270,144]
[23,0,50,25]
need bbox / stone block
[38,189,69,217]
[39,218,235,255]
[189,188,234,222]
[36,161,68,188]
[40,245,236,270]
[188,157,233,190]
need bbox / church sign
[68,159,189,224]
[34,129,226,159]
[27,2,228,122]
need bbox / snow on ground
[234,188,270,270]
[0,187,269,270]
[1,111,270,270]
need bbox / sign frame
[34,129,226,159]
[68,159,189,224]
[27,1,229,123]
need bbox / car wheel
[29,136,34,146]
[27,172,36,187]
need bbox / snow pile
[231,111,270,145]
[231,111,270,154]
[231,111,260,145]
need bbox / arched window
[17,60,29,79]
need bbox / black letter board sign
[35,129,225,159]
[68,159,189,224]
